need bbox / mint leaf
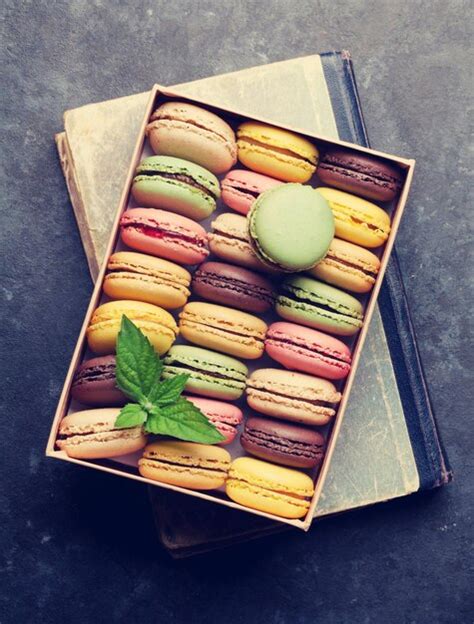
[148,374,189,406]
[115,403,147,429]
[146,397,225,444]
[115,315,162,402]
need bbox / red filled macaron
[120,208,209,265]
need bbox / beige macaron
[56,408,147,459]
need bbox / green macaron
[276,275,364,336]
[131,155,220,221]
[248,184,334,271]
[162,345,248,400]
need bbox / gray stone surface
[1,1,472,623]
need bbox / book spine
[320,51,451,488]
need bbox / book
[56,51,451,558]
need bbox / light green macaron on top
[162,345,248,400]
[132,155,221,221]
[276,275,364,336]
[248,184,335,272]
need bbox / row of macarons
[141,100,403,203]
[57,414,316,520]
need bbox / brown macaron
[71,356,126,406]
[241,416,325,469]
[192,261,275,313]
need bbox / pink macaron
[120,208,209,265]
[265,322,351,380]
[221,169,283,215]
[185,396,243,445]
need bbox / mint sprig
[114,316,224,444]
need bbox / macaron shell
[185,396,243,445]
[241,416,325,469]
[318,149,403,202]
[179,302,267,360]
[104,252,191,309]
[221,169,283,214]
[246,367,341,425]
[192,262,275,313]
[57,408,146,459]
[237,122,318,183]
[71,355,125,406]
[138,440,231,490]
[318,187,391,248]
[208,212,270,272]
[310,238,381,293]
[226,457,314,519]
[146,102,237,174]
[248,185,334,272]
[264,322,352,380]
[120,208,209,265]
[277,276,364,336]
[86,300,178,355]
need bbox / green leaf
[145,398,225,444]
[114,403,147,429]
[115,315,162,402]
[148,374,190,406]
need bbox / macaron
[237,121,318,183]
[241,416,326,469]
[104,252,191,309]
[179,302,267,360]
[221,169,283,215]
[318,187,391,248]
[185,396,243,445]
[120,208,209,265]
[162,345,248,400]
[309,238,381,293]
[318,148,403,202]
[138,440,231,490]
[246,367,342,425]
[248,185,334,272]
[56,408,147,459]
[71,356,125,406]
[264,322,352,380]
[276,276,364,336]
[208,212,270,272]
[86,300,178,355]
[131,155,220,221]
[146,101,237,174]
[226,457,315,519]
[192,262,275,314]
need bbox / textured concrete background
[1,1,473,623]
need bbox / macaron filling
[134,159,220,199]
[238,136,317,166]
[73,361,115,386]
[241,428,324,463]
[134,171,217,199]
[106,261,191,295]
[120,213,208,252]
[330,200,391,237]
[322,252,379,279]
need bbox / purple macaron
[71,356,126,406]
[192,261,275,313]
[241,416,325,469]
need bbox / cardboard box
[46,85,415,530]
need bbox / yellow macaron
[318,187,391,248]
[179,301,267,359]
[226,457,315,519]
[237,121,318,183]
[86,300,178,355]
[103,251,191,309]
[138,440,231,490]
[310,238,381,293]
